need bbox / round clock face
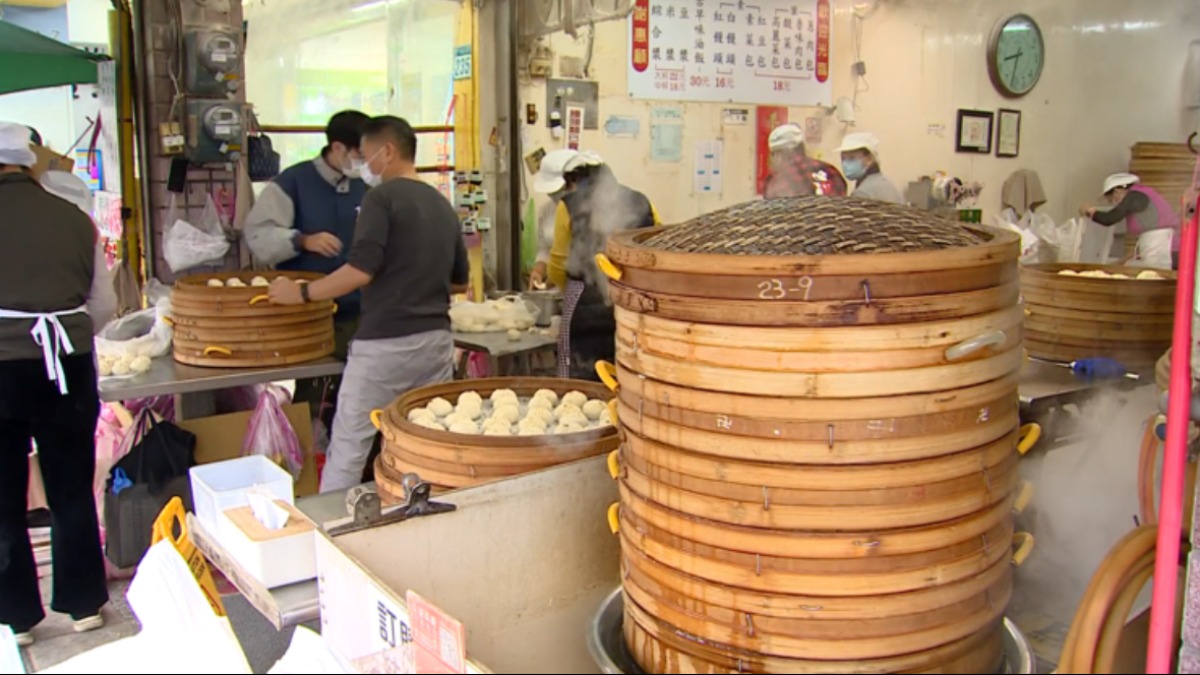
[989,14,1045,98]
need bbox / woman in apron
[0,122,111,646]
[1084,173,1182,269]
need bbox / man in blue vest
[245,110,369,431]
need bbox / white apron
[0,305,88,395]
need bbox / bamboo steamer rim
[614,260,1018,302]
[1024,328,1173,350]
[620,519,1013,597]
[171,320,336,343]
[618,341,1024,398]
[170,297,336,319]
[620,498,1015,575]
[621,428,1018,492]
[614,363,1019,422]
[615,304,1026,353]
[619,399,1019,465]
[619,483,1018,559]
[1021,263,1177,294]
[619,386,1018,442]
[624,592,1007,675]
[380,418,617,468]
[610,279,1022,328]
[173,270,324,291]
[620,443,1020,506]
[1021,287,1176,315]
[605,224,1018,276]
[379,377,616,447]
[1024,316,1173,341]
[623,568,1009,661]
[166,306,337,328]
[620,457,1019,531]
[174,328,336,353]
[173,342,334,368]
[381,442,569,479]
[1025,304,1176,325]
[621,540,1015,621]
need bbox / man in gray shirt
[270,116,468,492]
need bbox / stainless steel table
[99,357,345,418]
[1019,360,1141,446]
[453,330,558,378]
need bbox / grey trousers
[321,330,454,493]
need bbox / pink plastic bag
[242,389,303,479]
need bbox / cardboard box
[177,402,318,497]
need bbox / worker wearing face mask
[244,110,369,431]
[837,132,904,204]
[1083,173,1182,268]
[529,149,582,290]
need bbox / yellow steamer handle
[1018,423,1042,456]
[595,254,623,282]
[607,503,620,535]
[370,409,384,431]
[1012,532,1036,567]
[1013,481,1035,515]
[596,361,620,393]
[607,450,620,480]
[151,497,226,616]
[203,346,233,358]
[249,294,270,306]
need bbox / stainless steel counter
[99,357,346,403]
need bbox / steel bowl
[522,290,562,327]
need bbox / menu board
[629,0,832,106]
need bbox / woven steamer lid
[648,197,987,256]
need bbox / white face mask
[359,148,386,187]
[342,159,363,180]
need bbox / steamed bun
[448,420,480,435]
[414,418,446,431]
[554,402,583,421]
[226,278,247,288]
[207,278,225,287]
[518,422,545,436]
[458,391,483,408]
[560,410,590,428]
[528,396,554,412]
[524,406,554,426]
[408,408,436,424]
[130,355,153,374]
[251,275,270,287]
[484,424,512,437]
[455,400,483,420]
[562,391,588,409]
[490,388,519,404]
[490,405,520,424]
[598,409,615,427]
[427,397,454,417]
[533,389,559,405]
[554,421,586,435]
[582,399,607,421]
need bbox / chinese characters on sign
[407,591,467,675]
[629,0,832,106]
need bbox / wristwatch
[300,283,312,303]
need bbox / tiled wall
[137,0,245,282]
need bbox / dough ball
[489,388,518,404]
[1138,270,1164,281]
[533,389,559,406]
[444,412,472,428]
[226,278,247,287]
[524,407,554,426]
[491,405,520,424]
[455,400,483,420]
[427,397,454,417]
[582,399,607,421]
[414,418,446,431]
[98,360,113,377]
[111,360,131,376]
[554,402,583,421]
[528,396,554,412]
[562,391,588,409]
[560,410,590,428]
[1110,273,1130,279]
[408,408,436,424]
[599,409,616,427]
[250,276,270,287]
[554,421,586,435]
[130,355,153,374]
[448,420,480,435]
[483,423,512,437]
[206,278,225,287]
[1057,270,1079,277]
[458,391,483,408]
[517,422,545,437]
[507,329,522,342]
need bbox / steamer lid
[645,197,989,256]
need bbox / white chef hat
[0,122,37,168]
[837,132,883,161]
[564,150,604,173]
[768,123,806,151]
[1103,173,1139,195]
[532,149,580,194]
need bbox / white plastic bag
[95,299,174,362]
[993,209,1041,264]
[164,194,230,273]
[1130,229,1175,269]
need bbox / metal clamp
[325,474,456,537]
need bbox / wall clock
[988,14,1045,98]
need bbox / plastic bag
[993,208,1041,263]
[243,389,304,479]
[449,296,540,333]
[94,299,174,377]
[164,194,230,273]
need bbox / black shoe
[26,508,51,529]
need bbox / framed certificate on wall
[955,109,994,154]
[996,109,1022,158]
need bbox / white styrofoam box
[217,500,317,589]
[190,456,294,535]
[0,626,23,675]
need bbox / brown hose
[1057,525,1188,674]
[1139,417,1161,526]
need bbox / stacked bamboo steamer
[1126,143,1193,257]
[171,272,336,367]
[600,197,1031,674]
[1021,264,1176,369]
[373,377,619,499]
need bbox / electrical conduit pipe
[1147,198,1200,674]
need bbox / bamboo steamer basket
[373,377,618,498]
[598,197,1029,674]
[1021,263,1176,368]
[170,272,336,368]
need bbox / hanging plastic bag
[243,389,304,479]
[993,208,1040,263]
[163,194,230,273]
[95,298,175,372]
[1130,229,1175,270]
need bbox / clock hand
[1010,50,1023,83]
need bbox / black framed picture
[955,109,995,154]
[996,109,1022,158]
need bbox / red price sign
[631,0,650,73]
[407,591,466,674]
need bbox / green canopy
[0,21,109,96]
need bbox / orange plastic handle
[370,409,384,430]
[249,294,270,306]
[607,503,620,535]
[607,450,620,480]
[1012,532,1035,567]
[596,361,619,393]
[595,254,623,282]
[203,346,233,357]
[1018,423,1042,456]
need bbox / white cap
[41,170,93,214]
[532,149,580,194]
[768,123,805,151]
[564,149,604,173]
[837,132,882,160]
[0,122,36,168]
[1103,173,1139,195]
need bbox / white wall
[517,0,1200,226]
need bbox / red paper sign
[816,0,831,83]
[755,106,789,196]
[407,591,466,674]
[630,0,650,73]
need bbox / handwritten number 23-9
[758,278,814,300]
